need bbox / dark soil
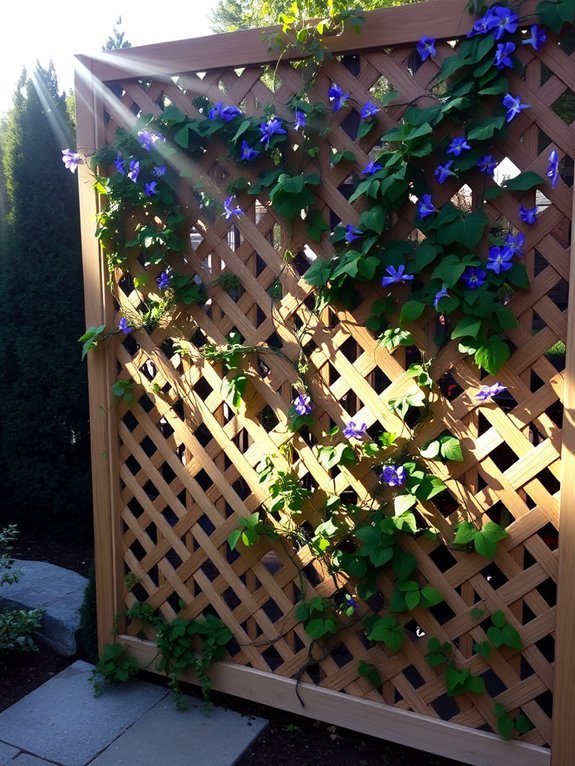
[1,531,466,766]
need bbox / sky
[0,0,220,115]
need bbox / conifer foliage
[0,64,91,532]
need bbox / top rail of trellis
[76,0,539,82]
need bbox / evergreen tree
[0,64,91,535]
[210,0,420,32]
[103,17,132,50]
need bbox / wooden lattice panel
[76,4,575,764]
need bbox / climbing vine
[71,0,573,738]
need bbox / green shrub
[0,525,43,654]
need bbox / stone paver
[0,560,87,656]
[0,741,19,765]
[89,696,268,766]
[11,756,59,766]
[0,661,167,766]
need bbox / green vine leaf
[365,614,404,652]
[474,337,510,374]
[503,171,546,192]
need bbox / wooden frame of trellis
[74,1,575,764]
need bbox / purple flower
[477,155,497,175]
[547,149,559,188]
[119,317,132,334]
[137,130,165,151]
[240,140,260,162]
[523,24,546,51]
[486,246,513,274]
[380,465,407,487]
[435,160,456,184]
[360,101,380,119]
[417,36,436,61]
[157,270,170,290]
[461,267,487,289]
[127,160,140,183]
[114,155,126,175]
[519,206,538,224]
[475,382,507,400]
[342,420,368,439]
[418,193,438,219]
[260,117,287,147]
[494,42,516,70]
[328,83,349,112]
[468,14,494,36]
[502,93,530,122]
[153,165,167,177]
[433,284,449,309]
[223,195,243,220]
[293,393,313,416]
[362,161,382,176]
[504,232,525,257]
[345,225,364,243]
[209,102,242,121]
[342,594,358,613]
[62,148,82,173]
[447,137,471,156]
[294,110,306,131]
[144,181,158,197]
[486,6,519,39]
[381,264,414,288]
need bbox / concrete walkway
[0,661,267,766]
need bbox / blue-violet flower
[362,161,382,176]
[461,267,487,289]
[418,193,438,219]
[209,102,242,121]
[137,130,165,151]
[522,24,546,51]
[345,225,364,243]
[486,246,513,274]
[293,393,313,416]
[417,36,436,61]
[157,270,170,290]
[519,206,538,224]
[144,181,158,197]
[328,83,349,112]
[294,110,306,131]
[494,42,516,69]
[380,465,407,487]
[114,155,126,175]
[486,6,519,39]
[547,149,559,188]
[477,155,497,175]
[435,160,457,184]
[447,137,471,156]
[240,140,260,162]
[119,317,132,335]
[127,160,140,183]
[381,264,414,287]
[502,93,530,122]
[62,148,82,173]
[153,165,167,177]
[433,284,450,309]
[360,101,380,119]
[260,117,287,146]
[342,420,368,439]
[476,382,507,400]
[504,232,525,257]
[223,195,244,220]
